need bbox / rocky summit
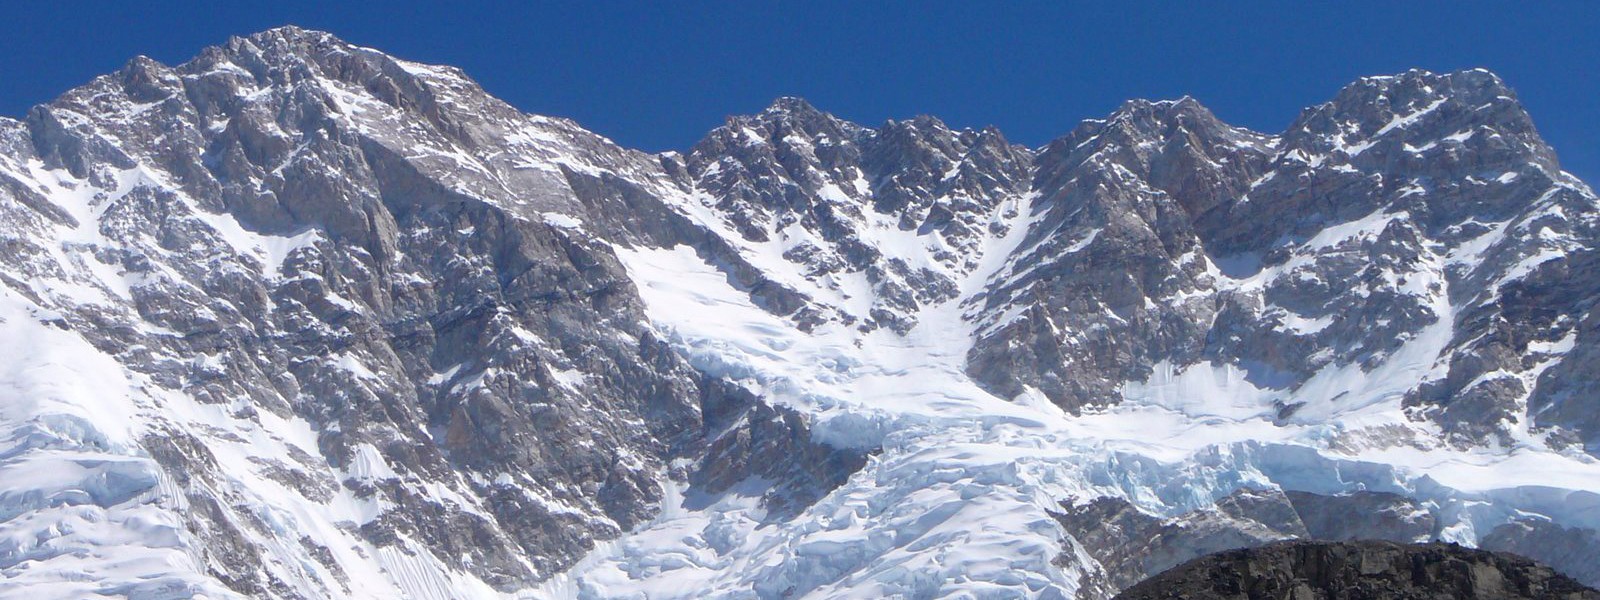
[1,26,1599,600]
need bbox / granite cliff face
[1,26,1599,600]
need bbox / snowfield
[561,222,1600,598]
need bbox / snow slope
[566,194,1600,598]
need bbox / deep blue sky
[1,2,1596,182]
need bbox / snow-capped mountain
[1,26,1598,600]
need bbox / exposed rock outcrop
[1114,540,1600,600]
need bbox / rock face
[0,27,838,599]
[967,70,1600,446]
[1113,540,1600,600]
[676,97,1034,333]
[2,25,1600,600]
[1053,489,1439,593]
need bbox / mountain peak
[1104,96,1240,141]
[1315,67,1523,121]
[1046,92,1265,164]
[1114,94,1204,114]
[1353,66,1508,91]
[876,114,959,145]
[1283,66,1557,173]
[215,25,376,73]
[763,95,819,115]
[238,24,346,47]
[1354,68,1518,117]
[120,54,169,71]
[701,95,865,148]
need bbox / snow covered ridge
[1,25,1599,599]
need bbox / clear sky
[1,2,1596,182]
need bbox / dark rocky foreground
[1114,540,1600,600]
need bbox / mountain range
[1,26,1598,599]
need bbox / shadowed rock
[1114,540,1600,600]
